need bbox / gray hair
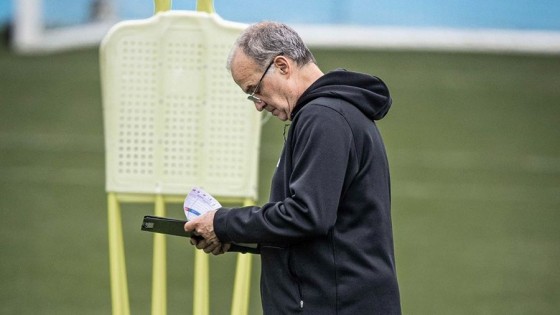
[227,21,316,71]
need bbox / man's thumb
[184,220,195,232]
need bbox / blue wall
[0,1,11,25]
[2,0,560,31]
[213,0,560,31]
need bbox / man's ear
[274,55,290,75]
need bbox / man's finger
[211,246,224,255]
[222,243,231,252]
[190,237,199,246]
[196,239,208,250]
[203,242,220,254]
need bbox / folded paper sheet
[183,187,222,221]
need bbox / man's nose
[254,101,265,111]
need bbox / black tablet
[140,215,259,254]
[141,215,199,238]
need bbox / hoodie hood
[292,69,392,121]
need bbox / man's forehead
[231,51,259,88]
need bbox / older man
[185,21,401,315]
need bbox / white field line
[294,25,560,55]
[13,20,560,55]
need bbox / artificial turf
[1,43,559,314]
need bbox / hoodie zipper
[288,249,304,310]
[297,281,304,310]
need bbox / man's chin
[270,110,288,121]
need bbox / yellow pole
[151,195,167,315]
[196,0,215,13]
[231,255,252,315]
[230,198,255,315]
[154,0,172,13]
[108,193,131,315]
[193,250,210,315]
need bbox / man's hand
[184,210,231,255]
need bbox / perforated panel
[115,37,158,181]
[101,12,261,198]
[203,39,255,188]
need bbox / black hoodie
[215,69,401,314]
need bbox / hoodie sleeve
[214,104,358,244]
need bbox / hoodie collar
[291,69,392,121]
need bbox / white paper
[183,187,221,221]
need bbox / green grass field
[1,42,559,314]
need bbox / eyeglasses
[247,57,276,103]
